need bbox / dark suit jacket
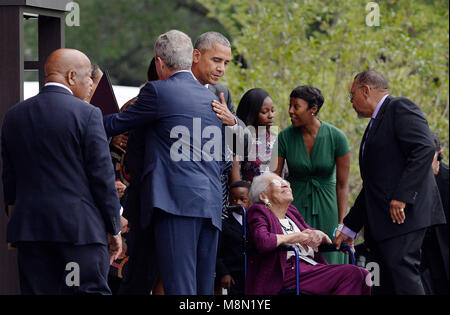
[104,72,226,230]
[216,213,244,280]
[344,95,446,242]
[433,162,449,279]
[1,85,121,245]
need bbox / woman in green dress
[274,85,351,264]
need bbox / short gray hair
[250,171,276,204]
[155,30,193,70]
[354,70,389,91]
[194,31,231,53]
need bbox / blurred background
[22,0,449,205]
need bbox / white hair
[154,30,193,70]
[249,171,277,204]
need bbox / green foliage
[21,0,449,207]
[65,0,228,85]
[23,0,228,86]
[197,0,449,205]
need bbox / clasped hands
[292,229,332,252]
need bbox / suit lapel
[365,95,392,145]
[208,84,217,96]
[228,215,243,234]
[359,125,369,168]
[359,95,392,172]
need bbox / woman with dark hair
[274,85,351,265]
[236,88,282,182]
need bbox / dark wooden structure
[0,0,70,294]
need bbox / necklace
[280,219,294,233]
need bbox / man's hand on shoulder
[212,92,236,126]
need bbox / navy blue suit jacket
[1,85,122,246]
[103,72,226,230]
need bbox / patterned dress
[240,129,280,183]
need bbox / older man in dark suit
[1,48,122,295]
[334,70,445,295]
[103,30,226,295]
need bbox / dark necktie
[362,118,374,156]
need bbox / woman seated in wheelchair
[245,172,371,295]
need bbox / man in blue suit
[1,49,122,294]
[103,30,226,295]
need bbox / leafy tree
[197,0,449,204]
[22,0,449,205]
[24,0,228,86]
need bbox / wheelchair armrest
[318,243,351,252]
[227,205,245,214]
[318,243,356,265]
[278,243,294,251]
[318,243,339,252]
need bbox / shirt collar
[170,70,196,80]
[372,94,389,119]
[44,82,73,95]
[232,211,243,226]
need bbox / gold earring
[263,199,272,210]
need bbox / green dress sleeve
[334,127,350,158]
[276,128,288,159]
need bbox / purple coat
[245,203,327,295]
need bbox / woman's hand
[277,231,310,251]
[303,229,332,252]
[289,231,310,244]
[289,232,314,251]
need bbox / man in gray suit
[191,32,250,218]
[192,32,244,129]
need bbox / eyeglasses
[271,179,290,187]
[348,88,360,101]
[348,91,354,101]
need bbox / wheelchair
[227,205,356,295]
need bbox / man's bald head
[45,48,93,100]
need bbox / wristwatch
[333,224,344,239]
